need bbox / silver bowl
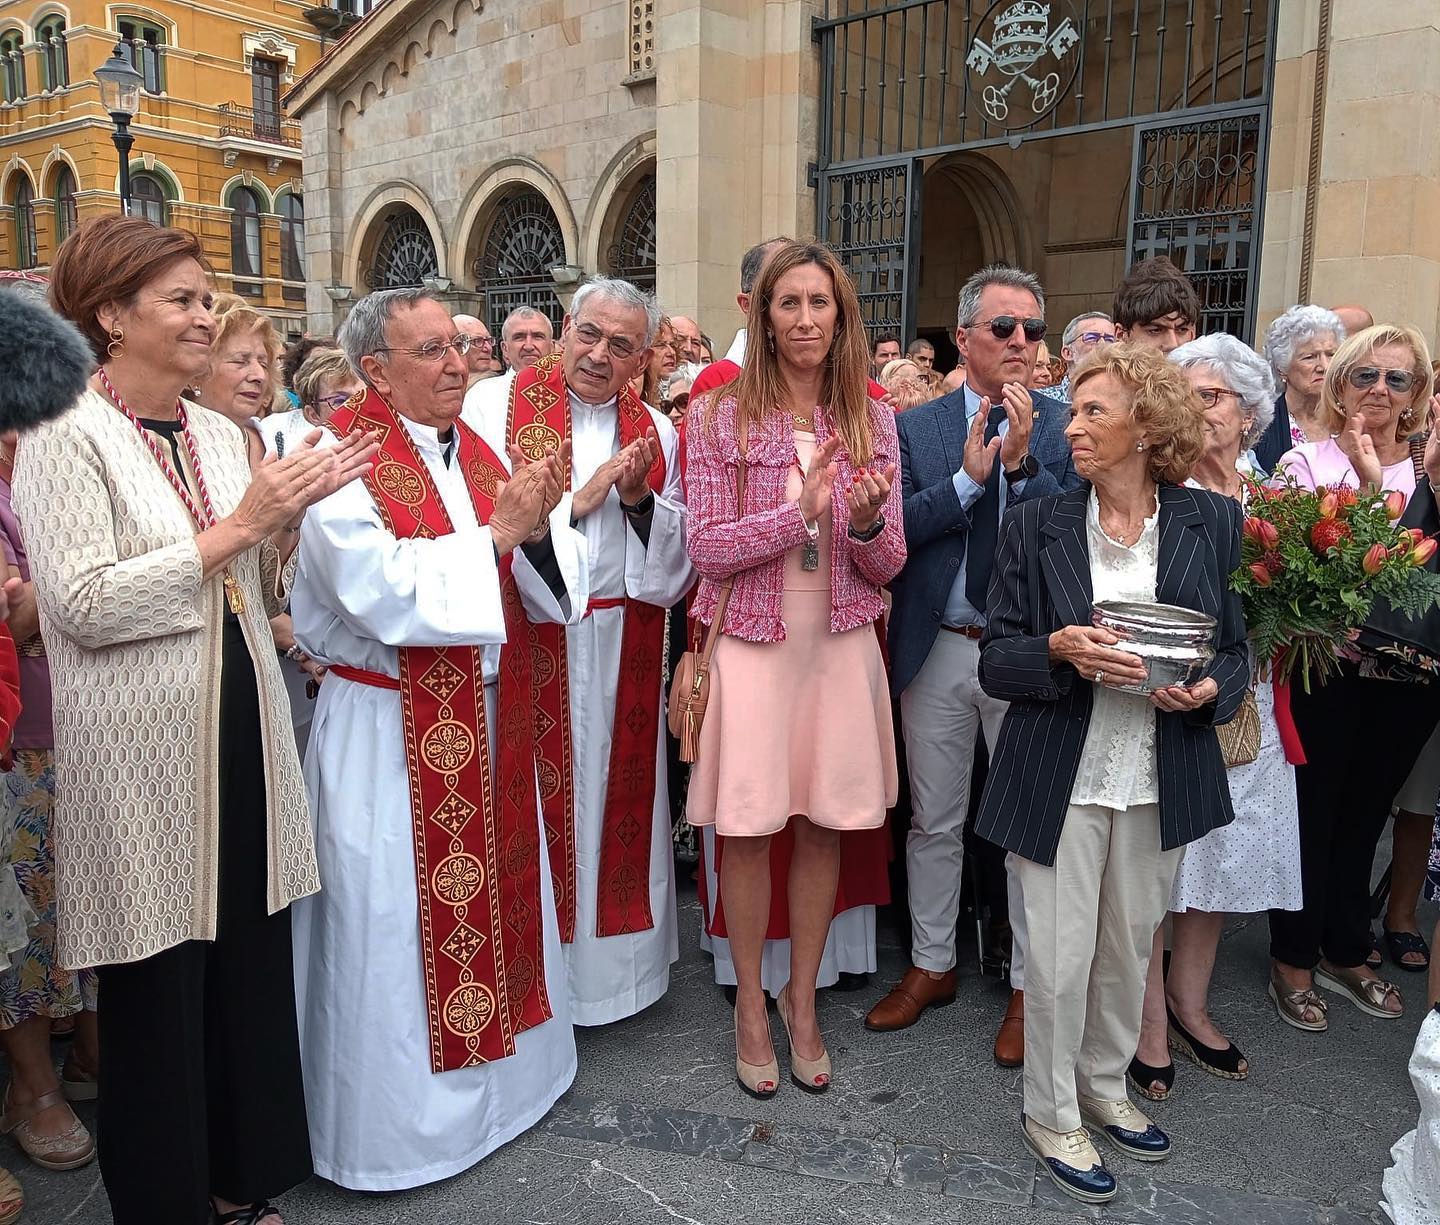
[1090,600,1216,695]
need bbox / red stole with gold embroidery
[330,390,550,1072]
[508,354,667,938]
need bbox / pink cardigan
[686,391,906,642]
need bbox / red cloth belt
[582,596,627,618]
[330,663,400,691]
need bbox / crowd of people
[0,214,1436,1225]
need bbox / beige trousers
[1017,801,1182,1133]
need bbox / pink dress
[686,431,898,837]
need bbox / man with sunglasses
[474,276,694,1028]
[871,266,1079,1074]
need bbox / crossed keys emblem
[965,1,1080,124]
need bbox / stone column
[1259,0,1440,338]
[301,93,348,334]
[655,0,820,350]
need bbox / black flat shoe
[1383,927,1431,973]
[1166,1006,1247,1081]
[1126,1054,1175,1101]
[214,1203,281,1225]
[829,971,870,993]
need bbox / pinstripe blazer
[973,483,1248,866]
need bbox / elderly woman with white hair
[1255,305,1345,471]
[1128,334,1302,1098]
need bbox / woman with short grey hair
[1255,305,1345,471]
[1128,333,1298,1101]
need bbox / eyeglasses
[1078,332,1116,346]
[316,392,354,411]
[663,392,690,412]
[1348,366,1419,394]
[375,334,474,362]
[572,321,642,361]
[463,333,495,350]
[972,316,1047,343]
[1194,387,1242,408]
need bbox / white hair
[337,287,440,385]
[1170,333,1279,447]
[1062,311,1112,348]
[956,264,1045,331]
[502,306,553,341]
[1263,305,1345,378]
[570,276,661,346]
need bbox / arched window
[229,186,263,295]
[0,32,25,103]
[605,173,656,292]
[52,165,76,243]
[365,207,437,289]
[37,17,67,91]
[13,179,36,269]
[130,172,167,225]
[278,193,305,297]
[474,189,565,333]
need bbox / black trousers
[1268,663,1440,970]
[96,621,312,1224]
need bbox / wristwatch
[1003,453,1040,484]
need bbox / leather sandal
[1314,963,1403,1019]
[213,1202,282,1224]
[1383,927,1431,973]
[61,1054,98,1103]
[0,1167,19,1225]
[1268,971,1328,1032]
[0,1084,95,1171]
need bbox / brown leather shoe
[994,989,1024,1067]
[864,967,957,1031]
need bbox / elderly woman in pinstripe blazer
[973,345,1248,1206]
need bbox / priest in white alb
[475,276,692,1025]
[289,288,588,1191]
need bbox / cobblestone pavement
[24,858,1433,1225]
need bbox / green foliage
[1230,474,1440,690]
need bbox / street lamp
[94,43,143,214]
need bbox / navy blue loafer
[1079,1096,1172,1162]
[1021,1115,1118,1204]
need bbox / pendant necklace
[97,368,247,614]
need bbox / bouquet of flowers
[1231,475,1440,691]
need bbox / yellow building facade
[0,0,358,333]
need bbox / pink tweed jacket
[686,391,906,642]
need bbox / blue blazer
[973,483,1248,867]
[887,388,1080,696]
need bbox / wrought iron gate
[815,0,1278,343]
[1125,109,1266,338]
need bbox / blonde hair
[1319,323,1434,438]
[292,347,355,409]
[726,240,874,462]
[208,293,283,414]
[1072,342,1206,484]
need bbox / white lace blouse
[1072,489,1160,811]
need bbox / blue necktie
[964,403,1009,610]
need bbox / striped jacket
[686,392,906,641]
[974,483,1248,866]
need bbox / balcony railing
[218,102,300,147]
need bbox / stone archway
[915,152,1029,368]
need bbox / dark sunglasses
[973,315,1047,343]
[1347,366,1419,394]
[663,392,690,411]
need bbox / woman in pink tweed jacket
[684,240,906,1103]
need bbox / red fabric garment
[0,625,19,769]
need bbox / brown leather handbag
[668,440,748,763]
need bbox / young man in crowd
[1112,257,1200,354]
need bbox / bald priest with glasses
[868,265,1080,1064]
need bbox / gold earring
[106,326,124,360]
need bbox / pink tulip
[1412,538,1437,566]
[1248,562,1273,587]
[1385,490,1407,520]
[1362,542,1388,575]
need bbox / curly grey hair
[570,276,662,347]
[956,264,1045,331]
[1262,305,1345,378]
[1170,333,1278,447]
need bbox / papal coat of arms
[965,1,1081,124]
